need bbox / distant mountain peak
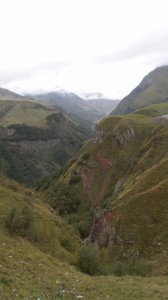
[53,86,71,95]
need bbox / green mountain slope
[1,176,168,299]
[0,87,33,101]
[112,66,168,115]
[31,90,104,129]
[0,100,90,186]
[41,102,168,269]
[0,100,53,128]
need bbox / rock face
[95,126,135,145]
[87,210,117,247]
[0,127,15,137]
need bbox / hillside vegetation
[2,74,168,299]
[0,100,91,186]
[0,100,53,128]
[41,102,168,274]
[112,66,168,115]
[1,175,168,299]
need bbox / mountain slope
[112,66,168,115]
[0,100,54,128]
[0,100,90,186]
[86,99,120,115]
[0,175,80,298]
[0,87,33,101]
[31,88,104,129]
[41,102,168,268]
[1,175,168,299]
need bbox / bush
[77,220,91,239]
[112,262,126,276]
[57,195,80,216]
[127,258,150,277]
[77,245,101,276]
[7,180,20,192]
[6,205,32,236]
[107,258,150,277]
[69,174,81,184]
[60,234,76,253]
[82,153,90,160]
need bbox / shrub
[6,205,32,236]
[82,153,90,160]
[60,234,76,253]
[69,174,81,184]
[107,258,150,277]
[77,220,91,239]
[112,262,126,276]
[77,245,101,276]
[7,180,20,192]
[57,195,80,216]
[127,258,150,277]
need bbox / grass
[135,102,168,118]
[1,232,168,300]
[96,113,151,131]
[1,214,168,299]
[112,67,168,115]
[0,100,53,128]
[1,178,168,298]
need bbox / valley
[1,66,168,299]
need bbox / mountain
[40,101,168,272]
[112,66,168,115]
[0,87,23,100]
[30,88,104,129]
[1,175,168,299]
[0,99,90,186]
[0,87,33,101]
[81,91,120,115]
[86,98,120,115]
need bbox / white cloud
[0,0,168,98]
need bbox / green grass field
[0,100,53,128]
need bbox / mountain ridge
[30,90,104,130]
[112,66,168,115]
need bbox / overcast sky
[0,0,168,99]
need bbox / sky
[0,0,168,99]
